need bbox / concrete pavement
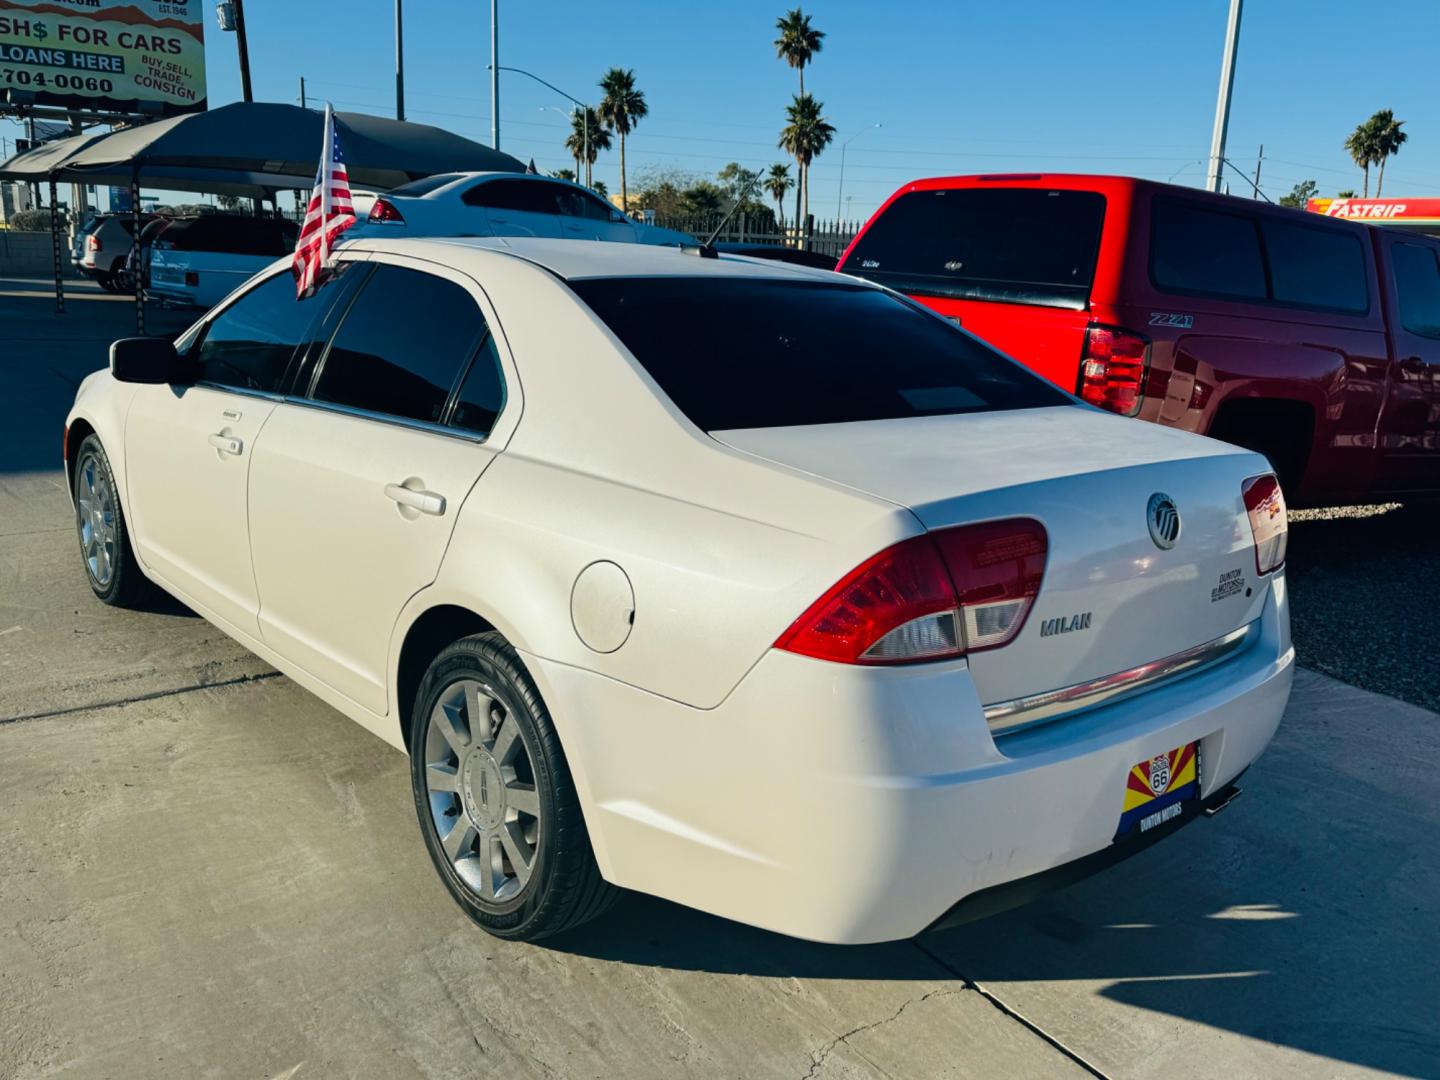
[2,280,1437,1079]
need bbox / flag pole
[320,104,333,270]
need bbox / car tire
[95,272,117,293]
[110,258,133,294]
[73,434,155,608]
[409,631,619,941]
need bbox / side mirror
[110,336,186,384]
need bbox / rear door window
[1260,218,1368,313]
[571,277,1071,431]
[311,263,487,425]
[1392,242,1440,337]
[839,188,1106,310]
[1150,201,1267,301]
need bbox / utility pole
[298,76,307,110]
[1206,0,1242,193]
[1252,144,1263,200]
[233,0,253,103]
[394,0,405,121]
[490,0,500,150]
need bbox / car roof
[387,170,586,200]
[344,235,857,284]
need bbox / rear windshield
[388,172,466,197]
[170,215,298,256]
[570,277,1071,431]
[839,188,1106,310]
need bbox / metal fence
[651,213,862,259]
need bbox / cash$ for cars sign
[0,0,206,117]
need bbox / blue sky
[9,1,1440,218]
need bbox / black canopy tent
[0,102,525,328]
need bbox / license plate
[1115,741,1199,840]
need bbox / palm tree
[1371,109,1408,197]
[774,8,824,96]
[551,168,577,182]
[764,163,793,230]
[598,68,648,212]
[778,93,834,249]
[564,107,611,189]
[1345,116,1383,198]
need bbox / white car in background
[362,171,694,245]
[147,214,299,309]
[64,238,1293,944]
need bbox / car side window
[1260,218,1369,314]
[311,264,487,425]
[462,179,559,215]
[1151,200,1267,301]
[194,271,332,393]
[1392,243,1440,338]
[449,334,506,437]
[554,188,616,222]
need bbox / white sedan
[359,171,694,246]
[64,238,1294,943]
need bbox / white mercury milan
[64,237,1293,943]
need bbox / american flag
[292,104,356,297]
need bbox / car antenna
[683,172,767,258]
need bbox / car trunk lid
[714,406,1273,710]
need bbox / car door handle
[207,433,243,455]
[384,483,446,516]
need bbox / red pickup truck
[838,174,1440,506]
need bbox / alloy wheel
[423,678,542,903]
[76,454,117,587]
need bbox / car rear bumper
[525,573,1293,944]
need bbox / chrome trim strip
[278,396,492,444]
[984,621,1260,737]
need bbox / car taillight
[775,519,1048,665]
[1242,474,1287,575]
[369,198,405,224]
[87,234,101,252]
[1079,325,1148,416]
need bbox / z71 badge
[1149,312,1194,329]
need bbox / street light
[539,105,580,181]
[491,65,591,187]
[836,123,881,220]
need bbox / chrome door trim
[277,395,492,445]
[984,621,1260,737]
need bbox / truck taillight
[1079,325,1148,416]
[774,519,1048,665]
[1242,474,1287,575]
[368,198,405,224]
[87,234,101,252]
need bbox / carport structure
[0,102,523,330]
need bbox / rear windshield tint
[387,172,466,197]
[570,277,1071,431]
[839,188,1106,310]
